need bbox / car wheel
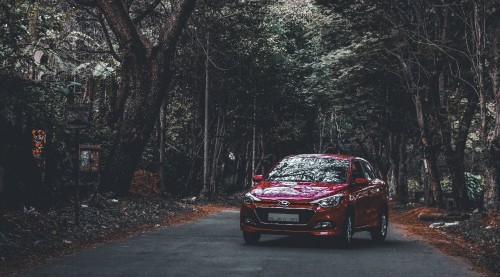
[243,231,261,245]
[338,213,354,247]
[371,209,388,242]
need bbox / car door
[360,161,383,227]
[349,160,372,228]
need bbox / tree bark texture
[89,0,197,195]
[446,91,476,210]
[414,92,443,208]
[210,112,225,196]
[159,97,167,195]
[388,133,400,202]
[397,134,408,204]
[426,150,443,208]
[484,147,500,214]
[484,24,500,214]
[200,29,210,198]
[395,48,444,207]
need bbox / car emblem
[278,200,290,207]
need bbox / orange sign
[32,129,46,157]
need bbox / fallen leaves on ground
[391,203,500,276]
[9,194,498,276]
[0,193,234,276]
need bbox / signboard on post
[79,144,100,173]
[66,103,91,129]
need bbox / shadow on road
[247,234,405,250]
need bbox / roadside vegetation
[1,0,500,274]
[391,204,500,275]
[0,181,237,276]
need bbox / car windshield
[266,157,349,183]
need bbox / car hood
[250,181,348,202]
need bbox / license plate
[268,213,299,223]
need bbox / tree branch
[98,13,121,62]
[73,0,98,7]
[132,0,162,25]
[97,0,150,54]
[107,73,130,125]
[157,0,197,54]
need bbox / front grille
[255,207,315,225]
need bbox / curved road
[20,209,481,277]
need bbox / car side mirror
[252,175,263,183]
[354,177,369,185]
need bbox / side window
[351,161,366,181]
[362,161,376,180]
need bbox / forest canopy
[0,0,499,214]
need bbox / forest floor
[0,191,242,277]
[1,190,499,276]
[390,203,500,276]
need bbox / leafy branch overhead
[1,0,499,216]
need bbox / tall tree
[317,0,485,208]
[436,0,500,213]
[467,1,500,214]
[73,0,197,195]
[303,1,419,203]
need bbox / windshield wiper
[267,173,314,182]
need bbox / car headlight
[244,192,261,204]
[310,193,344,208]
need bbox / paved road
[19,209,481,277]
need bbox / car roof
[286,154,356,161]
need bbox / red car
[240,154,389,246]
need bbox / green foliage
[1,0,496,202]
[0,2,30,72]
[1,1,65,74]
[440,177,452,194]
[0,73,69,206]
[465,172,484,201]
[440,173,484,201]
[0,74,65,129]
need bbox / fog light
[244,218,257,226]
[313,221,333,229]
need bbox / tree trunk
[484,28,500,214]
[388,166,395,196]
[210,112,225,196]
[101,69,170,195]
[397,134,408,204]
[418,212,469,221]
[93,0,197,195]
[484,144,500,214]
[98,78,106,124]
[245,141,252,188]
[200,29,210,198]
[251,97,256,178]
[421,160,430,205]
[447,91,476,210]
[473,2,488,142]
[317,108,325,153]
[388,133,400,201]
[396,49,443,207]
[159,97,167,195]
[414,92,443,208]
[425,148,443,208]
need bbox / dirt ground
[390,203,500,276]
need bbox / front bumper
[240,201,347,237]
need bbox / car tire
[371,209,388,242]
[243,231,261,245]
[338,213,354,247]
